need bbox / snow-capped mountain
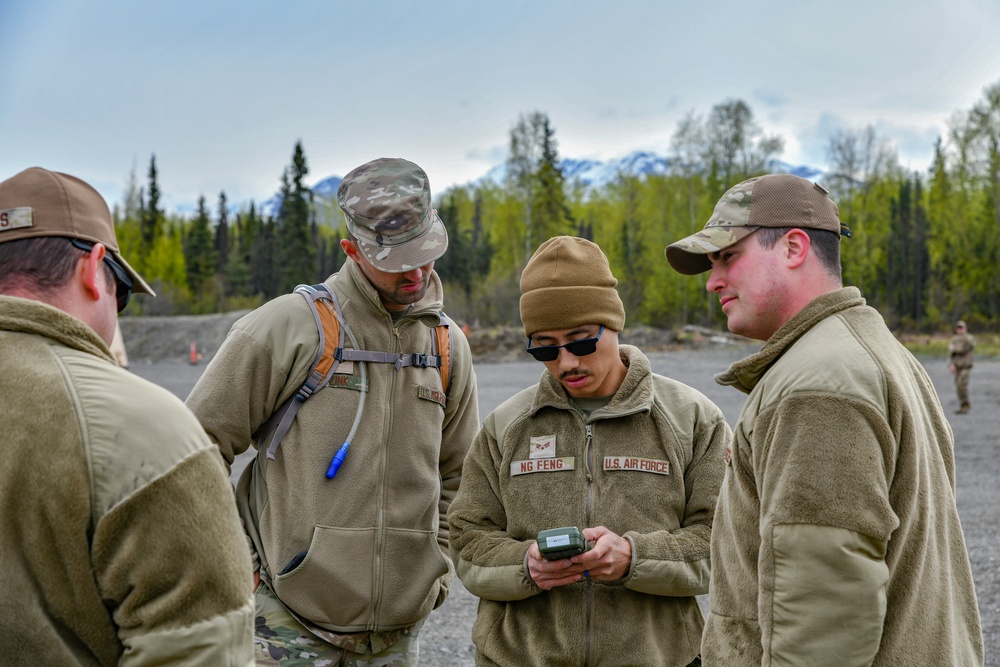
[477,150,822,189]
[253,150,824,224]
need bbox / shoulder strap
[435,312,452,394]
[256,286,454,460]
[258,283,344,460]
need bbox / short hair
[755,227,842,280]
[0,236,115,295]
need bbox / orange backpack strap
[256,285,454,461]
[434,312,452,395]
[258,284,343,460]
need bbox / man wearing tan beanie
[449,236,731,667]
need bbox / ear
[79,243,107,302]
[340,238,361,263]
[784,229,811,269]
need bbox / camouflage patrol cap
[337,157,448,273]
[665,173,845,275]
[956,320,967,329]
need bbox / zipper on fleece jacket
[369,318,401,630]
[584,421,594,667]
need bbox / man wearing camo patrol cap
[665,173,983,665]
[188,157,480,665]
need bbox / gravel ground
[130,345,998,666]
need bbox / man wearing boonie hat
[187,157,479,665]
[449,236,730,667]
[948,319,975,414]
[0,167,254,665]
[665,174,984,665]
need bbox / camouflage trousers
[955,367,971,410]
[254,583,422,666]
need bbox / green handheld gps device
[537,526,587,560]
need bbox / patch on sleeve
[603,456,670,475]
[0,207,33,232]
[510,457,575,476]
[417,384,446,407]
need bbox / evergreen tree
[184,196,217,299]
[532,115,574,242]
[140,154,163,266]
[225,208,253,299]
[506,111,572,262]
[276,141,317,293]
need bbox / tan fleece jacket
[703,287,984,666]
[449,346,730,667]
[0,296,254,666]
[186,261,480,636]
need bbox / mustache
[560,370,590,381]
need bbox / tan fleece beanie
[519,236,626,336]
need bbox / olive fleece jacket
[0,296,254,666]
[448,346,731,667]
[949,331,975,369]
[186,261,480,636]
[704,287,984,666]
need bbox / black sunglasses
[525,325,605,362]
[69,238,134,312]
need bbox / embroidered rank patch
[510,457,575,476]
[0,207,33,232]
[603,456,670,475]
[529,435,555,459]
[328,373,368,392]
[417,385,446,407]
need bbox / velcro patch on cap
[0,207,33,232]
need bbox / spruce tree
[184,195,217,296]
[225,209,252,299]
[276,141,317,293]
[140,154,163,265]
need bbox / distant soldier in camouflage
[187,157,480,665]
[949,319,975,414]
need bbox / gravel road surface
[131,346,998,665]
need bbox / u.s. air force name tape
[603,456,670,475]
[509,456,670,476]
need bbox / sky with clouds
[2,0,999,214]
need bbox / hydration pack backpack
[256,282,452,460]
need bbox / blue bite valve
[326,442,350,479]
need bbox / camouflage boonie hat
[337,157,448,273]
[665,173,848,275]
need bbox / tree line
[115,81,1000,333]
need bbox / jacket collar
[529,344,654,419]
[338,260,446,326]
[715,286,866,394]
[0,295,115,362]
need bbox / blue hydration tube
[325,310,366,479]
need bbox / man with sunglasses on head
[0,167,254,666]
[449,236,730,667]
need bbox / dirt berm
[118,312,745,365]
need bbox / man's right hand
[526,541,588,590]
